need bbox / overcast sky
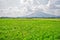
[0,0,60,17]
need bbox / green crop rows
[0,18,60,40]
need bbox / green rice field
[0,18,60,40]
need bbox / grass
[0,18,60,40]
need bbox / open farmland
[0,18,60,40]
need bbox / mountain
[24,11,60,17]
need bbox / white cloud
[44,0,60,16]
[0,0,60,17]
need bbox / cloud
[44,0,60,16]
[0,0,60,17]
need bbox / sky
[0,0,60,17]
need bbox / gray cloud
[0,0,60,17]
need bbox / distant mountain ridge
[24,11,60,17]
